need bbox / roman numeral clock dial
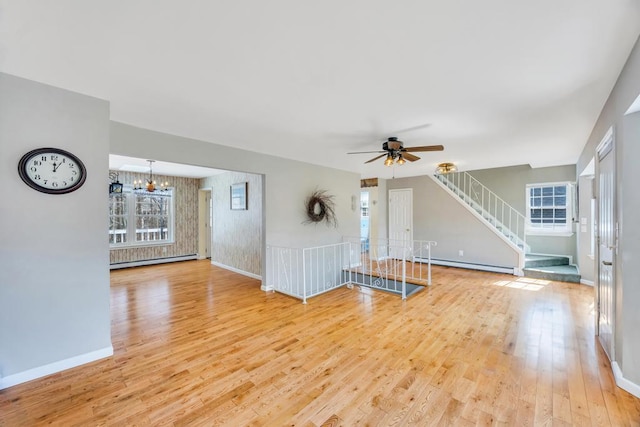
[18,148,87,194]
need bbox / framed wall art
[230,182,247,210]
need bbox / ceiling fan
[348,137,444,166]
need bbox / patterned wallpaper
[109,170,199,264]
[200,171,262,276]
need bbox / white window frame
[525,182,574,236]
[109,185,175,248]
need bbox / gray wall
[468,164,577,260]
[577,172,595,283]
[109,122,361,278]
[619,110,640,388]
[387,176,519,268]
[0,73,112,384]
[577,35,640,390]
[201,171,263,276]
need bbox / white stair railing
[434,171,528,253]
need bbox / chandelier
[133,160,169,192]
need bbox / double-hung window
[526,182,573,234]
[109,187,174,247]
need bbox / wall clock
[18,147,87,194]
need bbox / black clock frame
[18,147,87,195]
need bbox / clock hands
[52,159,65,172]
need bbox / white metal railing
[267,242,351,304]
[343,237,437,299]
[267,239,437,303]
[435,171,528,252]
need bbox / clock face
[18,148,87,194]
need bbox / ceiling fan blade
[403,152,421,162]
[365,154,388,164]
[403,145,444,152]
[347,150,386,155]
[392,123,432,135]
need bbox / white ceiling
[2,1,640,179]
[109,154,224,178]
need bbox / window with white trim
[526,182,573,234]
[109,187,174,246]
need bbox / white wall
[0,73,112,388]
[577,35,640,394]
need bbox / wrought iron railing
[344,237,437,299]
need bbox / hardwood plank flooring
[1,260,639,426]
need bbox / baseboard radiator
[109,254,198,270]
[414,257,516,275]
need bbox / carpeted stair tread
[524,254,571,268]
[523,264,580,283]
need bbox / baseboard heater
[413,257,516,275]
[110,254,198,270]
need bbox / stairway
[431,173,581,280]
[432,172,529,253]
[523,254,581,283]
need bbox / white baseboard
[110,254,197,270]
[580,279,594,286]
[415,257,516,275]
[612,361,640,398]
[0,346,113,390]
[211,261,262,280]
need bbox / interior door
[597,132,615,361]
[388,189,413,259]
[207,193,213,259]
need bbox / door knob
[602,260,613,266]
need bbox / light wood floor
[1,260,639,426]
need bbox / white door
[198,189,213,259]
[206,193,213,259]
[388,189,413,259]
[597,131,615,361]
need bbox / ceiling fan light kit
[348,137,444,166]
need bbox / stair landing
[523,254,581,283]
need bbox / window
[526,182,573,234]
[109,187,174,246]
[109,193,129,244]
[360,191,369,217]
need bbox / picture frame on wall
[231,182,248,210]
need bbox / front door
[388,189,413,259]
[597,130,616,361]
